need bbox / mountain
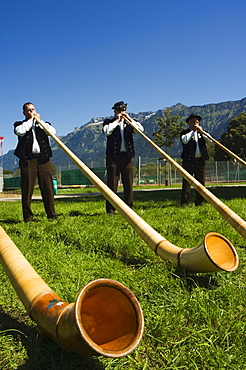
[3,97,246,171]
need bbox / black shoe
[48,215,58,220]
[24,216,33,222]
[195,202,204,206]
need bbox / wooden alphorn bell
[121,113,246,240]
[196,125,246,168]
[34,116,238,273]
[0,220,144,356]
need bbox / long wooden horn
[197,126,246,168]
[0,226,144,357]
[121,114,246,240]
[34,117,239,273]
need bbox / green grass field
[0,188,245,369]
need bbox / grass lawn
[0,187,245,369]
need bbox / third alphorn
[197,125,246,168]
[121,113,246,240]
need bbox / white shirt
[14,118,56,154]
[181,130,209,158]
[103,118,144,151]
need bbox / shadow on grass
[0,218,21,224]
[134,186,246,203]
[134,189,181,202]
[239,244,246,249]
[172,268,220,291]
[69,210,102,217]
[0,308,105,370]
[54,195,104,203]
[119,255,152,268]
[97,242,152,268]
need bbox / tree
[205,141,215,162]
[153,108,185,153]
[153,108,185,184]
[52,164,58,178]
[214,113,246,161]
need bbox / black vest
[103,118,135,158]
[180,128,209,161]
[14,121,52,163]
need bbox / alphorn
[197,126,246,168]
[34,117,238,273]
[121,113,246,240]
[0,225,144,357]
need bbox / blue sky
[1,0,245,154]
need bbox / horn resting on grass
[0,226,144,357]
[35,117,239,273]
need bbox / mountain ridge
[4,97,246,171]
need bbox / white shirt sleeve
[131,119,144,134]
[181,129,212,144]
[181,130,194,144]
[102,120,119,136]
[14,119,56,136]
[14,119,33,136]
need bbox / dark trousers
[106,153,133,213]
[19,157,56,221]
[181,158,205,206]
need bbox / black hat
[111,101,127,110]
[186,114,202,123]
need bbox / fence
[135,158,246,185]
[61,167,107,186]
[3,159,246,188]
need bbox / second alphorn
[34,116,238,273]
[197,126,246,168]
[121,113,246,240]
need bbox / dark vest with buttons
[103,118,135,158]
[180,128,209,161]
[14,121,52,163]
